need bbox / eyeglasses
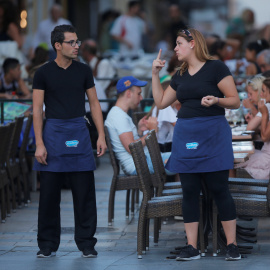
[62,40,81,47]
[182,29,193,40]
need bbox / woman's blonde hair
[177,28,213,75]
[247,75,266,96]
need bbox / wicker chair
[211,177,270,255]
[144,130,182,243]
[129,140,205,259]
[0,124,13,222]
[145,129,181,194]
[6,116,24,210]
[145,130,206,249]
[18,114,33,205]
[104,126,141,226]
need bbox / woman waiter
[152,28,241,261]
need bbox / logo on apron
[186,142,199,149]
[65,140,79,147]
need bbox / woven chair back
[7,116,24,161]
[104,126,120,175]
[267,180,270,210]
[0,124,11,167]
[129,140,152,201]
[19,114,33,159]
[145,130,167,189]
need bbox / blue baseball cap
[116,76,147,94]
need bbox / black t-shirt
[33,60,95,119]
[170,60,231,118]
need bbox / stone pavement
[1,153,270,270]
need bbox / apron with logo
[33,117,96,172]
[165,115,233,173]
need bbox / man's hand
[124,39,133,49]
[146,116,158,132]
[96,136,107,157]
[138,116,148,134]
[35,144,47,165]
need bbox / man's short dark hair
[2,57,20,74]
[128,1,140,9]
[82,43,97,56]
[51,24,77,52]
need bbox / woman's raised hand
[152,49,166,75]
[258,99,268,115]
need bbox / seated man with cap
[105,75,171,175]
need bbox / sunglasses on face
[182,29,193,40]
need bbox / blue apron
[165,115,234,173]
[33,117,96,172]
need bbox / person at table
[33,24,107,258]
[146,80,180,153]
[0,57,31,99]
[256,49,270,73]
[105,75,172,176]
[152,28,241,261]
[244,75,266,125]
[236,78,270,179]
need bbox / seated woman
[243,75,265,123]
[235,78,270,179]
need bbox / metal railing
[0,98,154,124]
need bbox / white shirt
[33,18,71,50]
[110,15,145,56]
[152,106,177,144]
[105,106,147,174]
[85,78,108,113]
[89,56,116,91]
[256,103,270,119]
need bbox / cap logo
[124,80,131,87]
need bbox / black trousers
[180,170,236,223]
[38,171,97,251]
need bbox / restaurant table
[231,125,255,141]
[233,141,255,154]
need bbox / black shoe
[82,248,98,258]
[225,243,241,261]
[37,248,56,258]
[176,245,200,261]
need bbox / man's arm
[18,78,32,99]
[120,117,158,154]
[111,34,133,49]
[86,86,107,157]
[33,89,47,165]
[119,131,149,153]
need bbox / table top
[231,125,255,141]
[232,141,255,154]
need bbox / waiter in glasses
[33,25,106,258]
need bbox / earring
[190,47,193,49]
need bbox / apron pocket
[52,128,91,157]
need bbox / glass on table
[230,109,242,126]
